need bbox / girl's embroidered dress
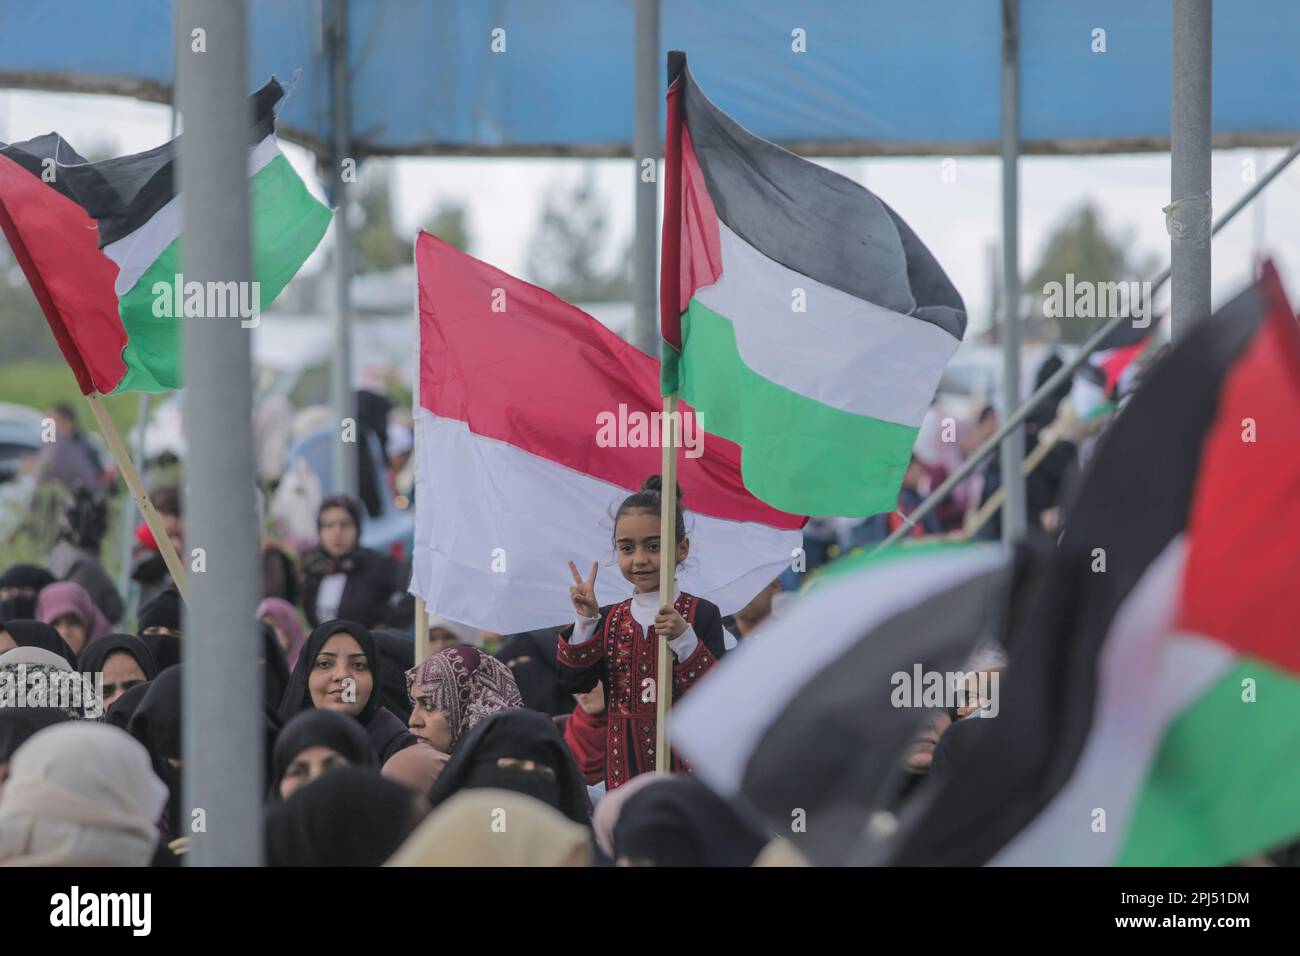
[556,590,725,790]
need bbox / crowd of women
[0,471,805,867]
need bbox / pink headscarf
[35,582,112,647]
[257,597,307,670]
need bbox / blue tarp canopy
[0,0,1297,157]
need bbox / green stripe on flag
[114,154,331,393]
[1117,657,1300,866]
[677,297,917,516]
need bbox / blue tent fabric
[0,0,1296,157]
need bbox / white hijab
[0,722,167,866]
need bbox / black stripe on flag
[36,78,283,249]
[0,133,92,204]
[674,53,966,341]
[672,545,1012,866]
[876,279,1273,865]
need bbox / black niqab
[427,709,591,824]
[0,564,55,620]
[264,766,419,866]
[495,629,569,716]
[613,775,770,867]
[128,665,183,840]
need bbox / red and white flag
[411,232,806,635]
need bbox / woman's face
[52,614,87,655]
[407,700,452,752]
[307,633,374,717]
[279,744,350,799]
[0,630,15,654]
[318,506,359,559]
[101,651,147,709]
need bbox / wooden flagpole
[85,392,190,604]
[410,233,429,668]
[655,394,679,773]
[414,596,430,665]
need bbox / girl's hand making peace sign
[568,560,599,619]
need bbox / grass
[0,361,141,435]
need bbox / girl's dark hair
[318,494,363,531]
[615,474,686,544]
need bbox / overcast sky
[3,87,1296,337]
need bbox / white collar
[630,589,660,628]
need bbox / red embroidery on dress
[602,593,716,789]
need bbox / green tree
[421,200,472,253]
[1024,203,1158,344]
[526,170,631,302]
[353,162,474,270]
[354,162,407,272]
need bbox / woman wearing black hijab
[495,629,569,716]
[128,665,183,841]
[299,495,400,629]
[260,621,290,712]
[0,620,78,667]
[0,707,71,790]
[269,709,376,801]
[264,766,427,866]
[612,775,770,867]
[78,634,158,710]
[279,619,417,763]
[427,709,591,824]
[106,681,151,732]
[0,565,55,620]
[136,589,182,671]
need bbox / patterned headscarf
[0,647,87,721]
[405,647,522,752]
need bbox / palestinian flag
[412,231,805,635]
[0,79,330,394]
[1071,315,1158,419]
[877,263,1300,866]
[660,52,967,517]
[672,542,1012,865]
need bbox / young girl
[556,475,726,790]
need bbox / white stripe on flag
[674,545,1008,798]
[990,536,1233,866]
[409,411,802,635]
[693,221,961,428]
[103,134,282,297]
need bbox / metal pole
[1170,0,1213,339]
[872,137,1300,553]
[176,0,262,865]
[633,0,660,355]
[998,0,1026,542]
[329,0,358,494]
